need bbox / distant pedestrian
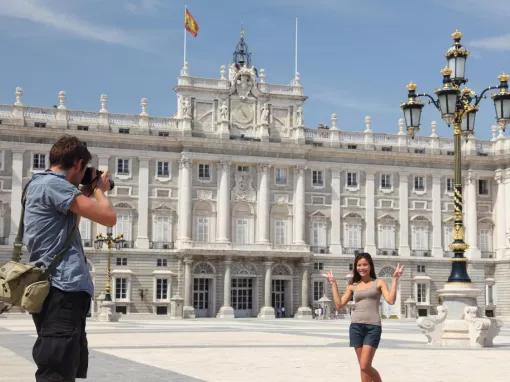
[326,252,404,382]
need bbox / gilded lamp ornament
[400,30,509,283]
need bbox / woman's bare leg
[354,347,372,382]
[359,345,382,382]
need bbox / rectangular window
[235,218,248,244]
[157,161,169,177]
[274,220,286,245]
[381,174,391,189]
[446,178,454,192]
[417,264,426,273]
[378,225,395,249]
[313,281,325,301]
[34,122,46,128]
[312,170,324,187]
[156,278,168,300]
[115,278,127,300]
[312,222,327,247]
[381,146,392,152]
[77,125,89,131]
[417,283,427,303]
[344,223,362,249]
[153,215,171,243]
[487,285,494,305]
[158,131,169,137]
[198,164,210,180]
[348,144,357,150]
[114,214,132,242]
[479,229,492,252]
[412,226,429,250]
[414,176,425,191]
[196,217,209,242]
[33,153,46,170]
[347,172,358,187]
[157,258,168,267]
[237,165,249,173]
[313,262,324,271]
[79,218,91,243]
[119,128,130,134]
[117,158,130,175]
[115,257,127,266]
[275,168,287,185]
[478,179,489,195]
[444,225,453,249]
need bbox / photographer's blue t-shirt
[23,171,94,296]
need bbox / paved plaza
[0,315,509,382]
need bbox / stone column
[9,149,24,244]
[217,258,235,318]
[495,170,506,259]
[295,262,312,319]
[135,158,150,249]
[177,156,192,245]
[183,257,195,318]
[216,161,231,243]
[431,174,443,257]
[465,170,480,259]
[364,171,376,254]
[330,169,343,255]
[504,168,510,257]
[258,261,275,319]
[256,164,270,244]
[293,166,306,245]
[398,172,410,256]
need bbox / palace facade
[0,35,508,319]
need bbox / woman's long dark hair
[350,252,377,284]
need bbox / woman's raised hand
[325,271,336,285]
[392,263,405,279]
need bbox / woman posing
[326,253,404,382]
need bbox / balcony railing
[377,249,399,256]
[310,246,330,254]
[343,247,364,255]
[481,251,495,259]
[411,250,431,257]
[150,241,174,250]
[82,239,93,248]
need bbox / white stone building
[0,35,507,319]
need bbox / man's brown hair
[49,135,91,170]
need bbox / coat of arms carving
[231,172,256,202]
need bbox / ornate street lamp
[400,30,509,283]
[94,226,125,301]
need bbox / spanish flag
[185,8,199,37]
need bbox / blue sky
[0,0,508,140]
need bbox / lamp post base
[294,306,313,319]
[97,300,121,322]
[216,306,235,319]
[257,306,275,320]
[417,283,502,348]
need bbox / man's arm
[70,172,116,226]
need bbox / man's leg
[32,287,84,382]
[76,293,91,379]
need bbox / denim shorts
[349,323,382,348]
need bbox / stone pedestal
[258,306,275,320]
[218,121,230,139]
[404,297,417,319]
[170,296,184,319]
[216,306,235,319]
[183,305,196,319]
[417,283,503,348]
[259,123,269,142]
[295,306,313,319]
[97,300,121,322]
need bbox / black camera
[81,167,115,191]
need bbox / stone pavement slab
[0,315,508,382]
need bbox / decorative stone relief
[232,262,257,276]
[417,305,447,345]
[197,189,214,201]
[231,172,256,202]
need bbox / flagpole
[294,17,298,78]
[183,5,187,67]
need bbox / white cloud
[470,34,510,51]
[313,89,395,115]
[126,0,164,14]
[0,0,145,49]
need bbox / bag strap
[12,177,79,279]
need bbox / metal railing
[150,241,174,250]
[377,249,399,256]
[343,247,364,255]
[310,246,330,254]
[411,249,432,257]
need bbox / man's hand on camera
[96,171,111,193]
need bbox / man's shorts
[349,322,382,348]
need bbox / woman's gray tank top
[350,280,382,326]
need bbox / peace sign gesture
[392,263,404,279]
[325,271,336,285]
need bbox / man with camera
[24,135,116,381]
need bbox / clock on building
[232,102,254,125]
